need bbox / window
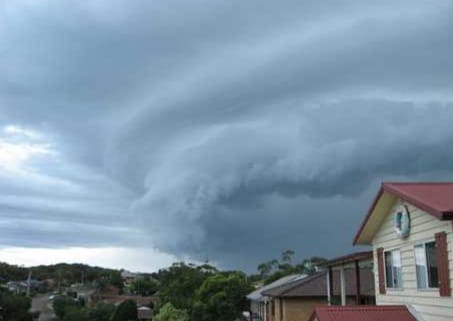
[384,249,402,288]
[415,241,439,288]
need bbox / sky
[1,0,453,273]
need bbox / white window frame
[414,240,439,289]
[384,248,403,289]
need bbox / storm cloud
[1,0,453,271]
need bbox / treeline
[255,250,328,284]
[0,252,328,321]
[0,262,123,289]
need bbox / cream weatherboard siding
[372,200,453,321]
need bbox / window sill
[417,288,439,292]
[386,288,404,292]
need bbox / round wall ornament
[394,204,410,239]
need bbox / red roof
[354,182,453,245]
[384,182,453,217]
[309,305,417,321]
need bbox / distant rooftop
[262,269,374,298]
[324,251,373,267]
[247,274,306,302]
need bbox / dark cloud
[1,0,453,271]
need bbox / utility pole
[58,270,62,294]
[26,270,32,297]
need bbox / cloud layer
[1,0,453,271]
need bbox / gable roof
[354,182,453,245]
[262,269,374,298]
[246,274,306,302]
[309,305,417,321]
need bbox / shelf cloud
[1,0,453,271]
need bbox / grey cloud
[1,0,453,270]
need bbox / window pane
[385,251,393,288]
[415,245,427,288]
[426,242,439,288]
[392,250,402,288]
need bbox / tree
[257,262,271,278]
[129,277,159,296]
[112,299,137,321]
[95,270,123,294]
[62,306,88,321]
[298,256,328,274]
[53,296,80,321]
[282,250,295,265]
[153,303,189,321]
[157,262,213,310]
[0,289,33,321]
[257,259,278,279]
[87,303,116,321]
[191,272,252,321]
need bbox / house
[247,274,306,321]
[261,258,374,321]
[354,182,453,321]
[6,279,43,294]
[138,306,153,320]
[309,305,417,321]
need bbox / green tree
[130,277,159,296]
[257,259,278,279]
[153,303,189,321]
[53,296,80,321]
[297,256,328,274]
[192,272,252,321]
[0,289,33,321]
[62,306,88,321]
[87,302,116,321]
[281,250,295,265]
[157,262,215,310]
[112,299,137,321]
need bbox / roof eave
[353,185,384,246]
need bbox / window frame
[414,240,439,290]
[384,248,403,289]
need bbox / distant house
[261,259,374,321]
[354,182,453,321]
[247,274,306,321]
[6,279,43,294]
[138,306,153,320]
[121,270,141,288]
[121,270,138,279]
